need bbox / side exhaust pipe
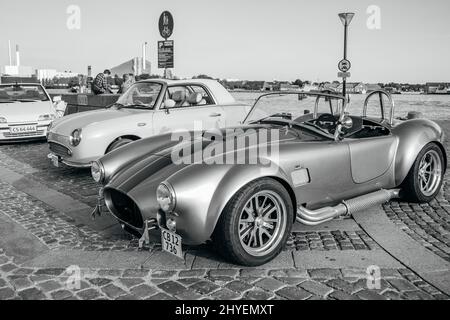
[297,189,400,226]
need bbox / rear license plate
[49,153,60,167]
[161,229,183,259]
[10,125,37,134]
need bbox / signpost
[158,11,174,78]
[338,12,355,97]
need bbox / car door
[152,85,225,135]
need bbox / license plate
[10,125,37,134]
[161,229,183,259]
[49,154,60,167]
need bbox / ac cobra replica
[47,79,249,168]
[92,90,446,266]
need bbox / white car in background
[47,79,250,168]
[0,83,57,142]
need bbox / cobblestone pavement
[1,121,450,300]
[0,247,446,300]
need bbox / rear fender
[392,119,446,186]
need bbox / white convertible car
[0,83,57,142]
[47,79,250,168]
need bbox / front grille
[3,130,45,138]
[105,189,144,229]
[49,142,71,157]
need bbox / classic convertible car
[91,90,446,266]
[47,79,249,168]
[0,83,57,142]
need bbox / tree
[193,74,214,80]
[292,79,304,88]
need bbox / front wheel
[401,143,445,203]
[213,179,294,266]
[106,138,134,153]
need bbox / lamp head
[339,12,355,26]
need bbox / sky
[0,0,449,83]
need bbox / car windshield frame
[243,91,347,124]
[115,81,164,110]
[0,84,50,103]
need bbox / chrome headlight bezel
[91,161,105,184]
[38,114,56,121]
[70,129,82,147]
[156,182,176,213]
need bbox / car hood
[51,107,147,135]
[105,125,296,194]
[0,101,54,123]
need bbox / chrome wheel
[238,191,287,257]
[418,150,442,197]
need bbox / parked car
[47,79,250,168]
[0,83,57,142]
[92,90,446,266]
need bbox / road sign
[338,59,351,72]
[159,11,174,39]
[338,72,351,78]
[158,40,174,69]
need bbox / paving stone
[34,268,65,276]
[38,280,63,293]
[211,288,241,300]
[190,280,220,295]
[88,277,113,287]
[402,290,435,300]
[244,289,273,300]
[77,288,103,300]
[0,287,16,299]
[0,264,17,273]
[122,269,150,278]
[151,270,177,278]
[12,268,34,275]
[18,287,46,300]
[147,292,177,300]
[101,284,127,299]
[254,278,285,292]
[325,278,355,294]
[276,286,311,300]
[388,279,418,292]
[10,277,33,291]
[97,269,122,277]
[209,269,239,278]
[177,278,202,286]
[275,277,307,286]
[240,269,267,278]
[130,284,158,299]
[299,280,333,297]
[356,289,387,300]
[328,290,360,300]
[225,280,252,293]
[0,278,6,287]
[158,281,188,296]
[51,290,74,300]
[308,268,342,279]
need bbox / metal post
[342,22,348,97]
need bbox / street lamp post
[338,12,355,98]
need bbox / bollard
[407,111,423,120]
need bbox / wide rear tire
[401,143,445,203]
[213,178,294,266]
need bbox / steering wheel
[313,113,339,133]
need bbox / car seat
[187,92,206,106]
[171,90,187,107]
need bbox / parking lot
[1,122,450,300]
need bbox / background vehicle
[47,79,250,168]
[0,83,57,142]
[93,90,446,266]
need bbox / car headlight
[156,182,176,213]
[91,161,105,183]
[38,114,56,121]
[70,129,82,146]
[0,117,7,124]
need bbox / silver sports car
[91,90,446,266]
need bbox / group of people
[92,70,137,95]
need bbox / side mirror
[164,99,176,109]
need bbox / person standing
[121,73,135,93]
[92,69,112,95]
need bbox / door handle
[209,113,222,117]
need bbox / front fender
[392,119,446,186]
[167,162,292,245]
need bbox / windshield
[116,82,162,109]
[0,84,49,103]
[244,92,345,124]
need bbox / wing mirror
[163,99,176,114]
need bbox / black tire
[106,138,134,153]
[401,143,445,203]
[213,178,294,266]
